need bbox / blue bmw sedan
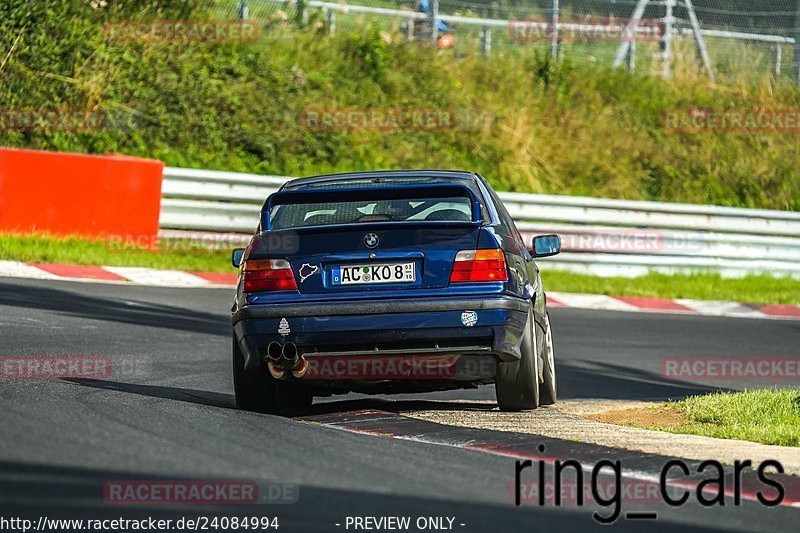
[231,170,560,413]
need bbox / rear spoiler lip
[262,184,483,230]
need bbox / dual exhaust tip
[266,341,307,379]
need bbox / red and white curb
[0,260,236,288]
[2,260,799,321]
[546,293,800,320]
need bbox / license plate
[332,262,415,285]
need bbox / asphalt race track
[2,277,799,532]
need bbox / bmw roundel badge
[364,233,379,248]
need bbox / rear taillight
[450,248,508,283]
[242,259,298,292]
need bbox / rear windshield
[270,196,473,230]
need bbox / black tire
[495,310,540,411]
[539,312,557,405]
[232,336,312,414]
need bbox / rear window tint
[270,196,473,230]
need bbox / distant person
[414,0,454,48]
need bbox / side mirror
[231,248,245,268]
[531,234,561,258]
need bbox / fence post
[326,8,336,35]
[628,38,636,74]
[294,0,308,26]
[683,0,715,81]
[662,0,675,77]
[613,0,649,68]
[550,0,559,59]
[298,0,308,26]
[431,0,439,46]
[236,0,248,21]
[795,0,800,84]
[482,26,491,55]
[406,17,415,40]
[774,44,782,78]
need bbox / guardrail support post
[482,26,491,55]
[406,17,414,40]
[550,0,559,58]
[774,44,782,78]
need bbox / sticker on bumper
[461,310,478,327]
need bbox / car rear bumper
[232,295,530,372]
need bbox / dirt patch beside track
[590,405,686,430]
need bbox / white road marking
[0,261,58,280]
[675,299,765,319]
[548,292,639,312]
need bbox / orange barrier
[0,148,164,243]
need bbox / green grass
[650,389,800,447]
[0,234,233,273]
[3,234,800,305]
[543,270,800,305]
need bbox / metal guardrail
[160,166,800,278]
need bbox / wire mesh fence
[217,0,800,85]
